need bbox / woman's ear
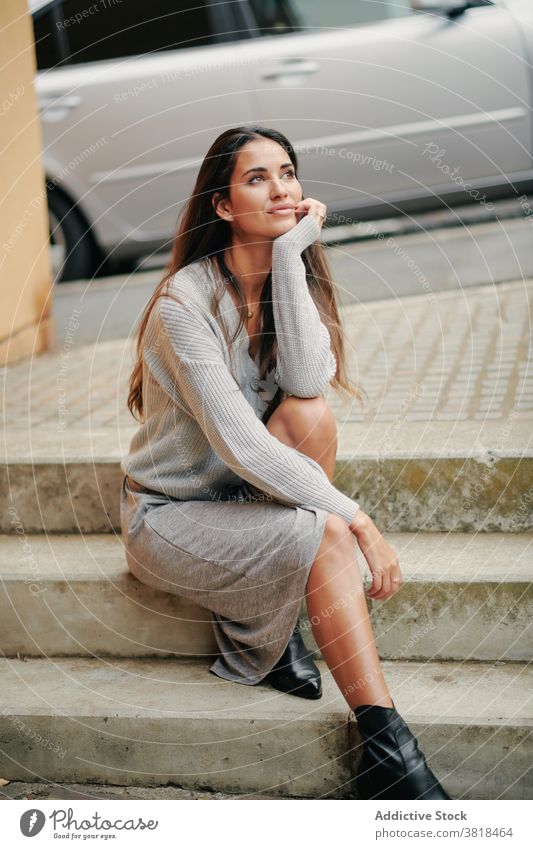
[212,192,233,223]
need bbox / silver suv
[31,0,533,280]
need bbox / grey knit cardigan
[122,213,360,525]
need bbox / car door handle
[38,94,82,121]
[38,94,81,110]
[260,60,320,81]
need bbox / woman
[121,125,451,801]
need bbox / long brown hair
[127,125,366,424]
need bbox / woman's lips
[268,207,296,215]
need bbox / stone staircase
[1,281,532,799]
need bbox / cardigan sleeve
[155,296,360,525]
[271,214,337,397]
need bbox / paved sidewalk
[2,279,532,457]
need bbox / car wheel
[47,185,99,282]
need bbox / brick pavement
[1,280,531,437]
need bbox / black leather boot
[267,618,322,699]
[353,701,451,800]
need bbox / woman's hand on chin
[294,197,327,228]
[272,199,326,253]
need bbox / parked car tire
[47,183,99,282]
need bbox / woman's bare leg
[305,516,393,709]
[266,395,393,710]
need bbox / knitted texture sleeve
[271,213,337,397]
[157,294,360,525]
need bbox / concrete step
[0,656,531,799]
[2,424,531,533]
[0,779,291,800]
[1,533,531,663]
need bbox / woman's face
[215,138,303,241]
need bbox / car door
[33,0,256,257]
[236,0,531,215]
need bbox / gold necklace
[220,254,269,320]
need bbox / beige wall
[0,0,53,366]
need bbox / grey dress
[120,214,360,685]
[120,445,329,686]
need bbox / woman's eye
[248,170,295,183]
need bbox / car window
[57,0,215,64]
[248,0,413,35]
[246,0,298,35]
[33,3,62,69]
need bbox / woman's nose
[270,177,289,196]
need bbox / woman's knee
[306,513,360,594]
[273,395,337,443]
[315,512,354,560]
